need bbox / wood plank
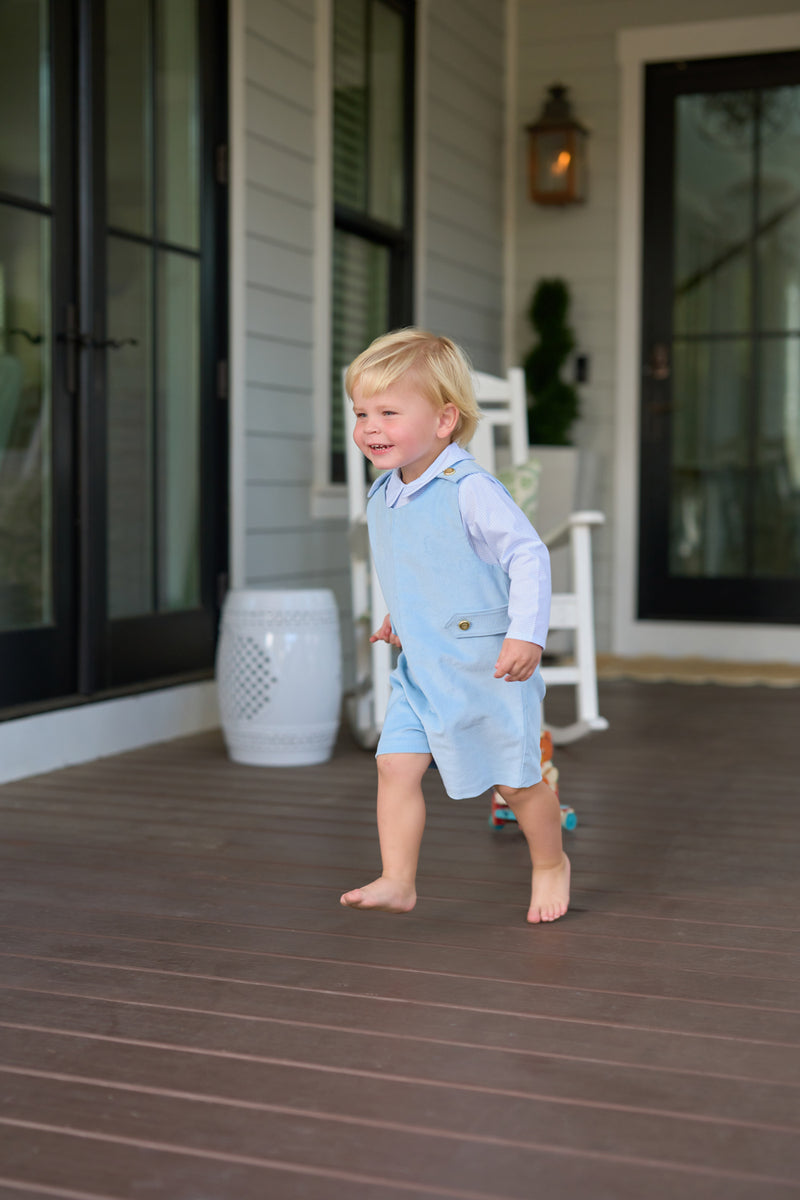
[0,1000,796,1132]
[2,1073,797,1197]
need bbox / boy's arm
[458,473,552,651]
[494,638,543,682]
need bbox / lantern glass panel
[571,130,587,200]
[534,129,572,197]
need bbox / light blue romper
[368,459,546,800]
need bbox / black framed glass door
[0,1,76,703]
[0,0,227,710]
[640,51,800,624]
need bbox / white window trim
[614,13,800,663]
[414,0,428,328]
[311,0,338,518]
[502,0,517,372]
[310,0,427,519]
[228,0,247,582]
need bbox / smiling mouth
[369,443,392,452]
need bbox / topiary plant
[522,278,580,445]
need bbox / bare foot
[527,853,570,924]
[339,876,417,912]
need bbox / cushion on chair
[498,456,541,522]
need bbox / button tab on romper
[458,619,471,630]
[443,467,455,475]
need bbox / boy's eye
[382,410,396,417]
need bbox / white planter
[529,446,594,657]
[216,588,342,766]
[528,445,580,540]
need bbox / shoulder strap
[439,459,492,484]
[367,471,392,499]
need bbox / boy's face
[351,378,459,483]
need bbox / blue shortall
[367,459,546,800]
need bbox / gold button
[458,619,471,630]
[443,466,455,475]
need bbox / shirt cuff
[506,617,547,649]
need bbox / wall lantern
[526,84,588,206]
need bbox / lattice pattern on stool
[218,634,277,720]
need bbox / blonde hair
[345,328,481,447]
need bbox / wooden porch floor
[0,680,798,1200]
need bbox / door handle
[6,327,45,345]
[57,304,139,392]
[92,337,139,350]
[57,330,138,350]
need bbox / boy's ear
[437,402,460,439]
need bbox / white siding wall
[240,0,349,603]
[421,0,506,372]
[514,0,800,654]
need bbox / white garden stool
[216,588,342,766]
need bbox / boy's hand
[370,614,402,648]
[494,638,542,682]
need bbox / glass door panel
[106,0,152,236]
[157,250,200,610]
[669,339,750,579]
[0,0,50,205]
[754,85,800,578]
[105,0,204,633]
[673,92,753,336]
[0,0,78,707]
[0,207,52,630]
[0,0,54,637]
[755,337,800,577]
[107,235,153,618]
[105,0,224,688]
[156,0,200,249]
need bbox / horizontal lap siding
[242,0,350,638]
[515,0,800,652]
[423,2,506,372]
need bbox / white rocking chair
[472,368,608,744]
[344,367,608,748]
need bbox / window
[330,0,415,483]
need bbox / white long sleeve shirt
[382,443,551,649]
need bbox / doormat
[595,655,800,688]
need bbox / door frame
[614,12,800,662]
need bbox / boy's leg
[494,780,570,923]
[340,751,431,912]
